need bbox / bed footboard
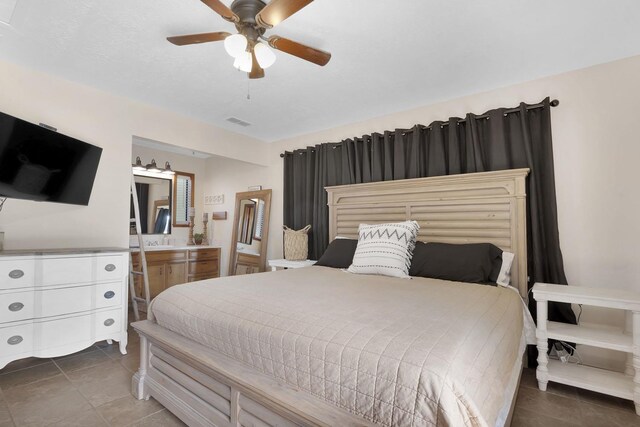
[131,320,375,427]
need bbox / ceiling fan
[167,0,331,79]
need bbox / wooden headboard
[326,168,530,298]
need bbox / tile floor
[1,325,639,426]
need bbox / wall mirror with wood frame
[229,189,271,276]
[172,171,195,228]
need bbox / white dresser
[0,248,129,369]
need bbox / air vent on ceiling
[226,117,251,127]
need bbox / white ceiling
[1,1,640,142]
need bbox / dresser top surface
[0,247,130,257]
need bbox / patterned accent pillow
[347,221,420,278]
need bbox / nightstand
[268,259,316,271]
[532,282,640,415]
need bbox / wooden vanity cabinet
[132,248,220,299]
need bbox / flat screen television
[0,110,102,206]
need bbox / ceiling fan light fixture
[233,51,253,72]
[254,42,276,69]
[224,33,248,58]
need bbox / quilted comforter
[150,266,534,427]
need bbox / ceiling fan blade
[201,0,239,23]
[167,31,231,46]
[256,0,313,28]
[268,35,331,66]
[249,49,265,79]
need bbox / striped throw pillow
[347,221,420,278]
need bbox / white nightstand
[532,282,640,415]
[268,259,316,271]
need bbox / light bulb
[254,42,276,69]
[224,34,248,58]
[233,51,252,73]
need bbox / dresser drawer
[0,290,35,323]
[36,308,122,350]
[189,260,218,276]
[0,323,34,358]
[188,249,219,261]
[39,255,124,286]
[0,259,35,290]
[40,257,93,286]
[95,256,125,282]
[37,282,123,318]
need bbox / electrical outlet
[205,194,224,205]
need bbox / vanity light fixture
[145,159,162,173]
[132,156,147,172]
[162,161,176,175]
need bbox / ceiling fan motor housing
[231,0,267,28]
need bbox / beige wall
[0,59,267,250]
[266,55,640,371]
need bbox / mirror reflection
[131,175,172,235]
[229,190,271,275]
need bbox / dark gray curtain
[130,183,149,234]
[283,98,576,337]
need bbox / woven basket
[283,225,311,261]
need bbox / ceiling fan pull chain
[247,80,251,101]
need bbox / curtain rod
[279,99,559,157]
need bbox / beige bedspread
[150,266,531,427]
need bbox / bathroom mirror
[131,175,172,235]
[172,171,195,227]
[229,189,272,276]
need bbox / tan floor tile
[100,342,131,360]
[95,396,163,427]
[519,368,578,399]
[129,409,187,427]
[55,349,112,374]
[49,408,108,426]
[0,361,62,391]
[0,391,13,426]
[3,375,91,426]
[515,386,583,424]
[66,360,132,407]
[119,353,141,373]
[512,406,581,427]
[578,400,640,427]
[0,357,50,375]
[576,387,629,410]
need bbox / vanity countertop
[0,247,130,257]
[130,245,221,252]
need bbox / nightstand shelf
[547,360,634,400]
[532,282,640,416]
[547,321,632,352]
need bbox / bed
[131,168,533,427]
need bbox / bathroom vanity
[130,246,220,299]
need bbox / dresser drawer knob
[8,269,24,279]
[104,291,115,299]
[103,318,115,326]
[8,302,24,312]
[7,335,23,345]
[104,264,116,272]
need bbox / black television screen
[0,111,102,206]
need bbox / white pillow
[497,251,515,287]
[347,221,420,278]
